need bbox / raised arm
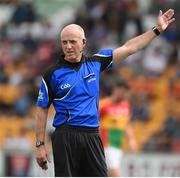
[113,9,175,64]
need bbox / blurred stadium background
[0,0,180,176]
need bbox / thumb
[159,10,163,16]
[46,153,51,163]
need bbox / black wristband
[152,26,161,36]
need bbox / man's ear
[82,38,86,46]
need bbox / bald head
[60,24,86,62]
[60,24,85,40]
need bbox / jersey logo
[60,83,71,90]
[38,89,44,101]
[88,77,96,83]
[84,73,96,83]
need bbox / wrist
[152,26,161,36]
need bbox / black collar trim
[59,54,85,71]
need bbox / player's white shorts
[104,146,123,169]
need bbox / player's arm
[113,9,175,63]
[35,107,50,170]
[125,123,137,152]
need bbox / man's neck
[111,96,123,103]
[64,55,82,63]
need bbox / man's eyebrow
[62,40,77,43]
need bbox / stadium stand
[0,0,180,155]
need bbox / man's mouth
[67,51,74,54]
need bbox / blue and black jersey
[36,49,113,127]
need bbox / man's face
[61,29,84,62]
[113,87,128,101]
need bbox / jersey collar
[59,54,85,71]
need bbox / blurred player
[100,79,137,177]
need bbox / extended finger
[169,18,175,24]
[164,9,174,14]
[164,9,174,19]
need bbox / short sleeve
[36,71,54,108]
[93,49,113,71]
[36,78,50,108]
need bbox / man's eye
[71,41,76,44]
[63,41,67,45]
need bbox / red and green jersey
[99,98,131,148]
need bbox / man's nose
[67,42,72,49]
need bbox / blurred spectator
[14,82,32,117]
[131,93,150,122]
[143,131,172,152]
[11,2,37,24]
[36,40,55,65]
[22,32,37,51]
[163,108,178,138]
[0,0,18,5]
[142,45,168,77]
[0,65,8,83]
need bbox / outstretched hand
[157,9,175,32]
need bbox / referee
[35,9,175,177]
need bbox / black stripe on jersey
[42,62,61,107]
[91,55,112,71]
